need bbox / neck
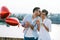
[42,17,45,21]
[32,14,37,19]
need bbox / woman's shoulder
[46,18,52,23]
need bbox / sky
[0,0,60,14]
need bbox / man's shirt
[21,15,41,39]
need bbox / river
[0,24,60,40]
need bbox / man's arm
[26,21,34,30]
[21,16,27,27]
[29,24,34,30]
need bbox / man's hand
[26,21,34,30]
[24,22,29,28]
[26,21,31,26]
[36,20,40,25]
[36,20,40,31]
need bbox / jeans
[24,37,38,40]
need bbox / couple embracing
[21,7,52,40]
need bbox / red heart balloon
[1,6,11,19]
[5,18,20,27]
[0,6,20,27]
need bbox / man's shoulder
[37,16,42,20]
[25,14,32,18]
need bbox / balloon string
[18,23,20,27]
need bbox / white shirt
[38,18,52,40]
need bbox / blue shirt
[21,15,39,39]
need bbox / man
[21,7,41,40]
[38,9,52,40]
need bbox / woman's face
[41,12,46,19]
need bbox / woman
[37,9,52,40]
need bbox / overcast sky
[0,0,60,14]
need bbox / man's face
[41,12,46,18]
[34,9,41,16]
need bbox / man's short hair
[42,9,48,16]
[33,7,40,13]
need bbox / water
[50,24,60,40]
[0,24,60,40]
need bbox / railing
[0,37,23,40]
